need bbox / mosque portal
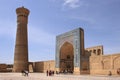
[55,28,85,74]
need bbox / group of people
[46,70,54,76]
[21,70,29,76]
[46,70,74,76]
[59,70,73,74]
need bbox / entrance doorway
[60,42,74,73]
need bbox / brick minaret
[13,7,30,72]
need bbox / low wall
[34,60,55,73]
[0,64,7,72]
[90,53,120,75]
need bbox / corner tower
[13,7,30,72]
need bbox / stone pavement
[0,73,120,80]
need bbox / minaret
[13,7,30,72]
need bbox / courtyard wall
[90,53,120,75]
[33,60,55,73]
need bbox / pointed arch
[59,42,74,72]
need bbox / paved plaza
[0,73,120,80]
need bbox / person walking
[46,70,49,76]
[108,71,112,76]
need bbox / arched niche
[59,42,74,73]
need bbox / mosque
[0,7,120,75]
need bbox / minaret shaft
[13,7,30,72]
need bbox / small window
[93,50,96,54]
[97,49,101,55]
[67,55,70,59]
[89,50,92,53]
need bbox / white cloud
[63,0,80,8]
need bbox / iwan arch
[55,28,86,74]
[59,42,74,73]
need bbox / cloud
[63,0,80,8]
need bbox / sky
[0,0,120,64]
